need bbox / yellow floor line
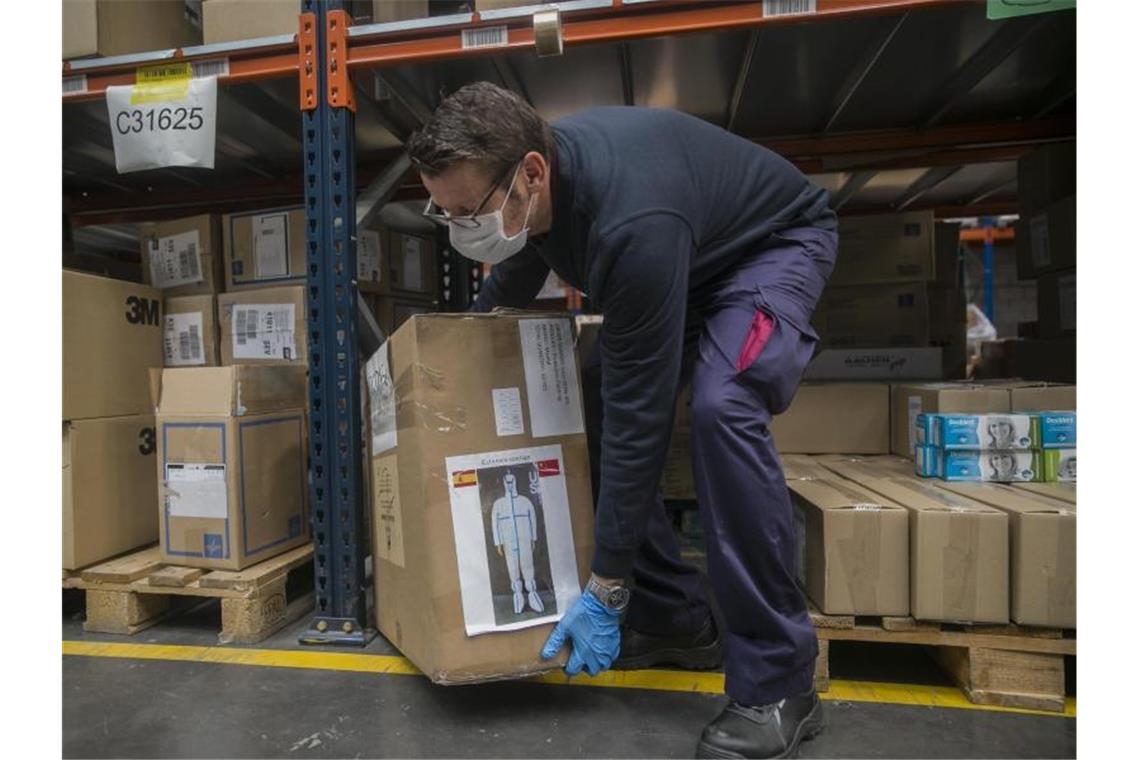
[63,640,1074,718]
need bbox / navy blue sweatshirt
[473,107,835,579]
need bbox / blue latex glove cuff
[540,590,622,677]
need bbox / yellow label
[131,62,192,105]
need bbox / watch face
[610,587,631,609]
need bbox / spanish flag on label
[537,459,561,477]
[451,470,478,488]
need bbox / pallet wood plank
[147,567,203,588]
[81,546,165,584]
[813,638,830,693]
[84,590,170,634]
[807,602,854,630]
[199,545,314,591]
[882,616,939,632]
[934,646,1065,713]
[817,625,1076,656]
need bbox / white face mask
[448,165,535,265]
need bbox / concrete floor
[62,592,1075,759]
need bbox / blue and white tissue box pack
[915,446,1041,482]
[1037,412,1076,449]
[916,413,1038,450]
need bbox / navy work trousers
[582,226,838,707]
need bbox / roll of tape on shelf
[534,9,564,57]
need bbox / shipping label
[232,304,296,361]
[166,463,227,519]
[492,387,525,437]
[518,319,585,438]
[164,311,206,366]
[253,213,289,279]
[148,229,202,288]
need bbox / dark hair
[406,82,553,178]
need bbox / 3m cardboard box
[804,347,944,382]
[781,454,835,482]
[1017,142,1076,218]
[890,383,1011,458]
[788,478,909,616]
[222,208,307,292]
[364,293,436,337]
[155,365,310,570]
[366,313,594,683]
[1037,269,1076,339]
[63,271,163,420]
[813,284,965,352]
[357,226,440,298]
[771,383,890,454]
[164,295,220,367]
[829,213,960,287]
[217,286,306,366]
[64,0,200,59]
[139,215,224,297]
[200,0,299,44]
[817,457,1009,623]
[1016,195,1076,279]
[63,415,159,570]
[934,482,1075,628]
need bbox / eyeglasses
[422,160,520,229]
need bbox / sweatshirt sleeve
[591,212,691,579]
[471,245,551,313]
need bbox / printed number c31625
[114,106,205,135]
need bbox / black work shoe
[696,691,824,759]
[613,616,723,671]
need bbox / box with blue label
[916,446,1041,482]
[154,364,310,570]
[923,413,1038,450]
[1037,412,1076,449]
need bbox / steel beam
[357,153,413,230]
[830,170,877,210]
[966,177,1017,207]
[819,12,908,134]
[893,165,961,210]
[618,43,635,107]
[725,30,760,133]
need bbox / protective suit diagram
[491,473,545,615]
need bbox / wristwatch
[586,576,631,612]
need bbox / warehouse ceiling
[63,1,1074,227]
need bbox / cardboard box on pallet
[366,312,594,683]
[222,208,307,292]
[63,271,164,421]
[889,383,1011,458]
[139,215,224,297]
[829,213,960,287]
[217,286,307,366]
[64,0,200,59]
[154,365,310,571]
[780,454,835,482]
[815,456,1009,624]
[63,415,159,570]
[788,478,910,616]
[770,383,890,455]
[163,295,220,367]
[933,481,1075,628]
[1006,382,1076,412]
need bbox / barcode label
[231,304,297,361]
[235,309,251,345]
[62,75,87,95]
[461,26,509,50]
[763,0,816,17]
[148,230,203,288]
[191,58,229,79]
[164,312,206,367]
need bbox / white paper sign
[106,75,216,173]
[358,230,383,282]
[232,304,296,361]
[445,445,581,636]
[518,319,585,438]
[148,230,202,288]
[366,341,398,455]
[166,463,227,519]
[254,213,289,279]
[401,236,424,291]
[492,388,525,437]
[164,311,206,367]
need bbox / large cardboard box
[1002,382,1076,412]
[363,293,436,337]
[804,347,944,382]
[222,208,307,292]
[814,284,965,350]
[829,213,960,287]
[64,0,200,60]
[781,454,835,482]
[1016,195,1076,279]
[1014,482,1075,504]
[139,215,224,297]
[63,271,163,420]
[200,0,299,45]
[366,313,594,683]
[817,456,1009,624]
[890,383,1011,458]
[933,481,1075,628]
[350,0,430,24]
[155,365,310,570]
[1037,269,1076,339]
[771,383,890,454]
[63,414,159,570]
[1017,142,1076,218]
[357,226,440,298]
[788,478,910,616]
[164,295,220,367]
[217,286,306,366]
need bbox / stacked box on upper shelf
[222,208,307,292]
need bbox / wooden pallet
[64,544,315,645]
[809,605,1075,712]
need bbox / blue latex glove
[540,590,621,676]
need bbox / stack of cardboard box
[808,211,966,381]
[64,0,200,59]
[194,1,434,46]
[357,221,442,337]
[914,410,1076,483]
[980,143,1076,382]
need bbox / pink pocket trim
[736,310,775,372]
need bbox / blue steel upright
[299,0,371,646]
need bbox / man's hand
[540,588,621,676]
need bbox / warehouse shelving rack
[63,0,1075,646]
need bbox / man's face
[421,158,534,237]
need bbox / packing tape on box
[836,511,881,614]
[945,513,981,622]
